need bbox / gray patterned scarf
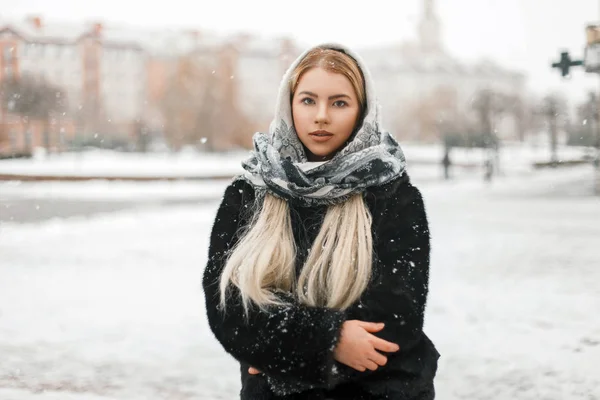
[237,43,407,206]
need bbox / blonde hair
[290,47,367,120]
[219,48,373,315]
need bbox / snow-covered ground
[0,149,249,178]
[0,144,592,178]
[0,180,229,202]
[0,165,599,399]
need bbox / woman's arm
[202,180,346,387]
[364,183,431,350]
[330,182,433,383]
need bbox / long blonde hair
[219,48,373,315]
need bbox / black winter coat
[202,174,440,399]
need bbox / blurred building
[228,0,527,144]
[0,16,295,155]
[0,16,148,154]
[145,32,296,151]
[359,0,526,142]
[0,0,526,156]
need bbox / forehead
[295,67,355,97]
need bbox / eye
[301,97,315,105]
[333,100,348,108]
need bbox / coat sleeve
[366,183,431,350]
[330,183,433,383]
[202,180,347,388]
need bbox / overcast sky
[1,0,599,107]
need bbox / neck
[307,153,332,162]
[304,146,334,162]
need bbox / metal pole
[550,101,558,166]
[595,85,600,194]
[595,0,600,193]
[596,1,600,193]
[545,97,559,166]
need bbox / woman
[203,43,440,399]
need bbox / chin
[310,150,332,157]
[307,149,336,161]
[300,141,338,160]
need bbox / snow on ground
[0,180,229,202]
[423,168,600,399]
[0,143,592,202]
[0,144,591,178]
[0,166,598,399]
[0,169,446,203]
[0,149,249,178]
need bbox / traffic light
[551,51,584,77]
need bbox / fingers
[248,367,261,375]
[357,321,385,333]
[364,360,379,371]
[350,354,387,372]
[370,336,400,353]
[352,364,367,372]
[369,351,388,366]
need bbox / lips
[309,130,334,137]
[308,131,334,143]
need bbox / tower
[418,0,443,54]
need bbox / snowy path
[0,168,598,399]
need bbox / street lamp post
[585,24,600,193]
[590,93,600,177]
[550,22,600,194]
[546,97,559,166]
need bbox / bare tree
[570,93,599,149]
[159,57,221,151]
[517,96,546,142]
[0,124,9,154]
[0,75,67,151]
[470,88,515,179]
[409,86,460,142]
[502,94,531,142]
[539,93,568,164]
[471,89,514,144]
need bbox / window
[3,46,12,62]
[63,46,73,59]
[25,43,35,57]
[59,128,66,146]
[9,129,17,149]
[85,50,97,66]
[25,130,32,149]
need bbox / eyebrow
[298,91,351,100]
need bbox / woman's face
[291,67,361,161]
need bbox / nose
[314,104,330,125]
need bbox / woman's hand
[248,320,398,375]
[333,320,400,372]
[248,367,261,375]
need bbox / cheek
[339,109,359,133]
[292,105,310,132]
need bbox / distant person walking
[442,147,452,180]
